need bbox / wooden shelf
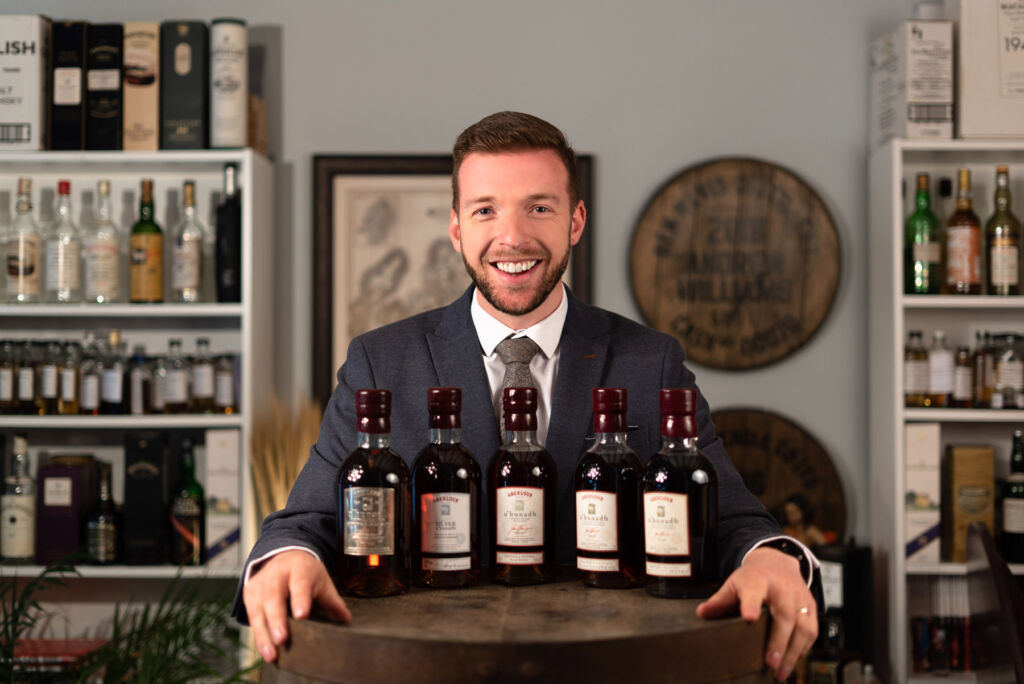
[0,415,242,429]
[903,295,1024,309]
[904,408,1024,422]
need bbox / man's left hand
[695,546,817,681]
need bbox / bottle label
[643,491,690,556]
[953,366,972,401]
[101,368,122,403]
[53,67,82,105]
[904,360,929,394]
[1,494,36,558]
[912,242,940,264]
[496,486,543,547]
[422,556,471,571]
[40,364,58,399]
[44,477,73,507]
[0,368,12,401]
[60,367,76,402]
[419,491,471,554]
[44,239,81,293]
[87,521,118,562]
[646,560,692,577]
[999,358,1024,391]
[496,551,544,565]
[945,225,982,286]
[990,243,1019,287]
[83,236,120,301]
[576,490,618,552]
[215,370,234,407]
[171,497,203,563]
[5,235,41,297]
[81,375,99,410]
[928,349,954,394]
[87,68,120,91]
[192,364,214,399]
[152,373,166,410]
[166,369,188,403]
[17,367,33,401]
[130,368,146,415]
[130,233,163,301]
[172,240,201,291]
[210,22,248,148]
[1005,497,1024,534]
[343,486,395,556]
[577,557,619,572]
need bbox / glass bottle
[643,388,720,599]
[99,329,126,415]
[151,352,168,414]
[214,354,236,414]
[942,168,983,295]
[43,179,82,303]
[86,460,119,564]
[574,387,643,588]
[58,341,80,415]
[169,437,206,565]
[129,178,163,303]
[951,346,973,409]
[128,344,151,415]
[164,339,190,414]
[171,180,206,303]
[38,340,60,415]
[972,331,990,409]
[488,387,557,585]
[411,387,481,588]
[15,340,37,416]
[190,337,215,413]
[215,163,242,302]
[926,330,953,408]
[0,340,14,415]
[985,165,1021,296]
[336,389,411,597]
[1,434,35,563]
[905,173,941,294]
[993,333,1023,409]
[82,179,122,304]
[5,177,42,304]
[1003,430,1024,564]
[78,334,102,416]
[904,330,929,408]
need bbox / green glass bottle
[130,178,164,303]
[1002,429,1024,564]
[985,166,1022,296]
[905,173,941,294]
[169,437,206,565]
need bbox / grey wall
[9,0,918,541]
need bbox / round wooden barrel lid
[629,158,840,370]
[711,408,846,546]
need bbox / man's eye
[533,206,550,214]
[475,207,492,216]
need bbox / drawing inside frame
[312,154,593,407]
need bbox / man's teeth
[495,260,538,274]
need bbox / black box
[160,21,208,149]
[50,21,87,150]
[123,432,168,564]
[85,23,122,150]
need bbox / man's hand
[242,550,351,663]
[695,547,817,681]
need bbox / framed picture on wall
[312,154,594,407]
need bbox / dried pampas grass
[250,394,322,523]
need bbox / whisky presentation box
[869,19,953,149]
[0,15,51,150]
[160,21,208,149]
[49,21,87,150]
[85,23,123,150]
[34,463,92,565]
[123,432,168,564]
[204,428,240,567]
[941,444,995,563]
[905,423,941,563]
[122,21,159,151]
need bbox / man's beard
[462,246,570,317]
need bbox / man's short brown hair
[452,111,580,210]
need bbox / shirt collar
[470,283,568,359]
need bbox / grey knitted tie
[496,336,540,438]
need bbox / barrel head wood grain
[629,158,840,370]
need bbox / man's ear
[449,208,463,253]
[570,200,586,246]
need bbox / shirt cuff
[741,535,821,587]
[242,545,322,586]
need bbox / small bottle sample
[15,340,37,416]
[214,354,236,414]
[164,339,190,414]
[128,345,151,415]
[925,330,953,408]
[0,340,15,415]
[950,346,973,409]
[190,337,215,413]
[38,341,60,415]
[904,330,928,408]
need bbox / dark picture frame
[312,154,593,407]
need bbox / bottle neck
[98,473,112,503]
[9,453,30,480]
[358,432,390,449]
[183,204,196,221]
[594,431,629,447]
[995,188,1012,212]
[915,189,931,212]
[661,435,699,452]
[15,192,32,217]
[56,194,72,220]
[430,427,462,445]
[97,194,113,223]
[224,168,238,197]
[504,429,540,447]
[139,200,154,222]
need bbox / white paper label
[40,364,57,398]
[45,239,81,292]
[44,477,73,507]
[496,486,543,547]
[422,556,471,571]
[166,369,188,403]
[87,68,120,91]
[999,358,1024,391]
[192,364,214,399]
[496,551,543,565]
[81,374,99,409]
[172,240,201,290]
[576,490,618,552]
[991,245,1020,286]
[17,368,33,401]
[953,366,973,401]
[130,368,147,415]
[420,492,470,554]
[577,556,619,572]
[997,2,1024,97]
[0,368,12,401]
[83,237,120,301]
[1,494,35,558]
[215,370,234,407]
[905,360,929,394]
[60,367,76,402]
[53,67,82,105]
[928,349,954,394]
[646,560,691,577]
[101,368,122,402]
[821,560,844,610]
[644,491,689,556]
[1005,496,1024,534]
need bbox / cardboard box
[35,458,96,565]
[942,444,995,562]
[85,24,123,150]
[49,21,86,150]
[906,423,942,563]
[951,0,1024,138]
[870,20,954,149]
[0,15,51,150]
[122,22,159,151]
[123,432,167,564]
[204,428,239,567]
[160,21,208,149]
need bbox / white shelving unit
[869,139,1024,684]
[0,150,273,594]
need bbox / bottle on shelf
[209,19,248,149]
[972,331,992,409]
[951,346,973,409]
[164,338,190,414]
[488,386,557,586]
[926,330,953,408]
[43,179,82,304]
[38,341,60,415]
[1,434,35,564]
[129,178,164,304]
[336,389,411,597]
[82,179,122,304]
[643,388,720,599]
[15,340,37,416]
[128,344,151,416]
[151,352,168,414]
[411,387,481,588]
[58,341,81,415]
[215,163,242,303]
[0,340,15,415]
[86,460,119,564]
[904,330,929,408]
[190,337,215,413]
[905,172,941,295]
[985,165,1021,296]
[78,334,102,416]
[99,329,127,415]
[992,333,1023,410]
[941,168,983,295]
[1003,429,1024,564]
[5,178,42,304]
[214,354,236,414]
[574,387,643,588]
[171,180,206,303]
[169,437,205,565]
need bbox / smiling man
[237,111,820,681]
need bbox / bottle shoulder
[340,447,412,480]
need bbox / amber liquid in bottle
[643,388,720,599]
[336,389,411,597]
[489,387,558,586]
[574,387,643,588]
[942,168,983,295]
[904,331,929,408]
[411,387,481,588]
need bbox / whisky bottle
[151,353,168,414]
[574,387,643,588]
[171,180,206,303]
[489,387,557,585]
[38,341,60,415]
[926,330,953,408]
[993,333,1023,410]
[129,178,164,303]
[58,341,80,415]
[86,460,119,564]
[972,331,991,409]
[337,389,411,596]
[950,346,972,409]
[164,339,190,414]
[43,180,82,303]
[905,173,941,294]
[5,178,42,304]
[78,334,102,416]
[128,345,151,415]
[190,337,215,413]
[1,434,35,563]
[0,340,14,415]
[15,340,37,416]
[214,354,236,414]
[99,329,126,414]
[643,388,720,599]
[904,330,929,408]
[985,166,1021,296]
[169,437,205,565]
[82,179,122,304]
[411,387,481,588]
[1003,430,1024,564]
[215,163,242,302]
[942,168,983,295]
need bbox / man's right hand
[242,550,352,662]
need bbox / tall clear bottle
[411,387,481,588]
[905,173,941,294]
[336,389,411,597]
[489,387,557,585]
[942,168,983,295]
[985,166,1021,296]
[1,434,35,563]
[215,163,242,302]
[5,178,42,304]
[171,180,206,303]
[574,387,643,588]
[82,179,122,303]
[129,178,163,303]
[44,180,82,303]
[643,388,720,599]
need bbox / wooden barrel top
[265,579,771,684]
